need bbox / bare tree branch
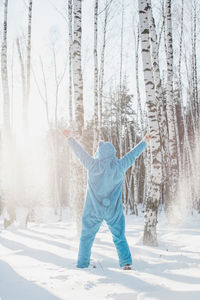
[47,0,67,22]
[98,0,114,16]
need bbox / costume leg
[77,213,102,268]
[106,210,132,267]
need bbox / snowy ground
[0,211,200,300]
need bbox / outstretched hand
[62,128,73,138]
[143,134,152,143]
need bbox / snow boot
[123,264,132,270]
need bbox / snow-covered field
[0,211,200,300]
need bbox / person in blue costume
[63,129,152,269]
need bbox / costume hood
[94,141,116,159]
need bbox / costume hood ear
[98,141,104,147]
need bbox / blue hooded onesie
[67,137,147,268]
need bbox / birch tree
[1,0,10,132]
[72,0,84,134]
[93,0,99,153]
[15,0,33,226]
[165,0,179,215]
[1,0,16,228]
[70,0,85,233]
[177,0,193,180]
[191,0,199,127]
[99,0,108,139]
[118,0,124,159]
[147,0,170,205]
[68,0,73,125]
[138,0,162,246]
[25,0,33,131]
[134,25,144,134]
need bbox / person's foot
[123,264,132,270]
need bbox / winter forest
[0,0,200,299]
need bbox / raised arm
[67,138,94,170]
[119,134,152,172]
[63,129,94,170]
[119,140,147,172]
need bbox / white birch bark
[118,0,124,159]
[99,0,108,139]
[71,0,85,234]
[147,0,165,139]
[1,0,16,227]
[93,0,99,153]
[147,0,170,205]
[177,0,184,174]
[68,0,73,125]
[134,25,149,212]
[191,1,199,125]
[1,0,10,132]
[72,0,84,134]
[165,0,179,213]
[177,0,193,178]
[135,25,144,134]
[25,0,32,131]
[138,0,162,246]
[67,0,74,230]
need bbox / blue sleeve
[119,140,147,172]
[67,137,94,170]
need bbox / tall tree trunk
[135,25,144,134]
[25,0,33,131]
[68,0,73,125]
[138,0,162,246]
[191,1,199,131]
[67,0,73,231]
[177,0,193,179]
[93,0,99,153]
[165,0,179,215]
[71,0,85,234]
[25,0,33,225]
[147,0,170,206]
[72,0,84,134]
[2,0,10,132]
[134,25,148,211]
[118,0,124,159]
[1,0,16,228]
[192,1,198,120]
[99,0,108,139]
